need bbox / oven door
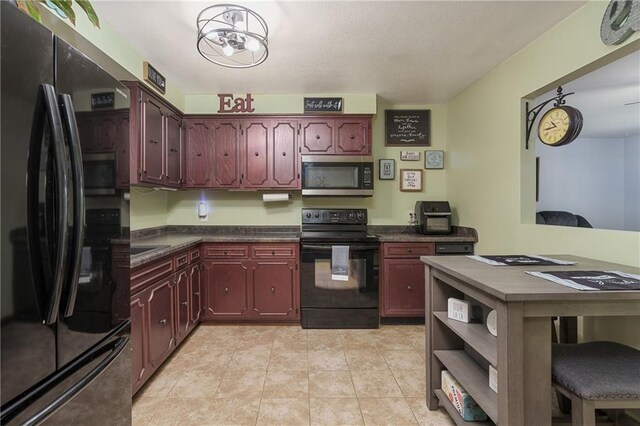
[301,243,379,309]
[83,153,116,195]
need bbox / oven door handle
[302,244,379,251]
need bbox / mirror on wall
[534,50,640,232]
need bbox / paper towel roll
[262,193,290,203]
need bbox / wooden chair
[551,341,640,426]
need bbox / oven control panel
[302,208,367,225]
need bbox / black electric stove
[300,209,380,329]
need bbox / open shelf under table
[434,389,495,426]
[433,311,497,366]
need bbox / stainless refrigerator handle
[26,84,69,325]
[58,94,85,318]
[22,336,129,426]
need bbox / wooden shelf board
[433,311,498,366]
[434,349,498,424]
[435,389,495,426]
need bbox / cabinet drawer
[174,252,189,270]
[189,248,201,263]
[383,243,435,258]
[203,244,249,259]
[251,244,297,259]
[131,257,173,294]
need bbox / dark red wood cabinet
[184,119,215,187]
[300,116,371,155]
[125,82,183,188]
[130,246,201,395]
[201,243,299,322]
[212,120,242,188]
[381,242,434,317]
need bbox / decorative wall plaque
[385,110,430,146]
[304,97,343,113]
[400,169,423,192]
[91,92,115,109]
[400,151,420,161]
[143,62,166,94]
[379,159,395,180]
[425,150,444,169]
[218,94,255,113]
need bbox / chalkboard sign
[385,109,430,146]
[91,92,115,109]
[304,97,343,113]
[143,61,166,94]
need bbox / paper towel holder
[262,192,292,203]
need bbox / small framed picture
[424,150,444,169]
[379,159,395,180]
[400,151,420,161]
[400,169,423,192]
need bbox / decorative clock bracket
[525,86,574,149]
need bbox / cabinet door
[189,263,202,326]
[140,96,165,185]
[76,113,98,153]
[146,278,175,368]
[271,120,299,188]
[212,120,240,188]
[250,261,298,320]
[165,113,182,188]
[335,118,370,155]
[184,120,215,188]
[175,269,190,342]
[300,120,334,154]
[115,112,130,189]
[96,114,118,152]
[382,259,425,317]
[130,293,147,394]
[202,260,248,319]
[243,120,270,188]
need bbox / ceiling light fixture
[197,4,269,69]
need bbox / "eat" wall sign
[217,94,255,113]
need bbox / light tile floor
[133,324,455,426]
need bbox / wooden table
[421,255,640,425]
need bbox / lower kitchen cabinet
[201,243,300,322]
[130,247,201,395]
[381,242,434,317]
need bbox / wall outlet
[408,210,415,225]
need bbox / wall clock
[537,106,583,146]
[425,150,444,169]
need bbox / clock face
[538,107,571,146]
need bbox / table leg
[523,316,552,425]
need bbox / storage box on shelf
[201,243,300,322]
[130,245,202,394]
[426,268,499,425]
[381,242,435,317]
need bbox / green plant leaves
[75,0,99,28]
[14,0,100,28]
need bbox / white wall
[536,137,626,230]
[624,135,640,231]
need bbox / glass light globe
[246,38,261,52]
[222,44,234,56]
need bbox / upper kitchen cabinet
[300,116,371,155]
[184,119,215,188]
[124,81,183,188]
[212,119,242,188]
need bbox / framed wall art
[400,169,423,192]
[400,151,420,161]
[424,150,444,169]
[379,159,395,180]
[385,109,430,146]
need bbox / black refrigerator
[1,3,131,424]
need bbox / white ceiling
[537,51,640,139]
[94,0,586,104]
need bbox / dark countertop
[130,225,477,268]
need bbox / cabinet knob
[170,148,178,152]
[224,287,229,293]
[407,248,412,253]
[271,250,275,255]
[224,152,228,156]
[159,319,167,325]
[194,292,200,296]
[315,135,320,139]
[350,135,355,139]
[196,152,202,157]
[181,301,188,306]
[224,250,228,255]
[282,152,286,156]
[271,287,275,293]
[407,285,412,291]
[255,152,259,156]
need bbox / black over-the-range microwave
[83,153,116,195]
[301,156,374,197]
